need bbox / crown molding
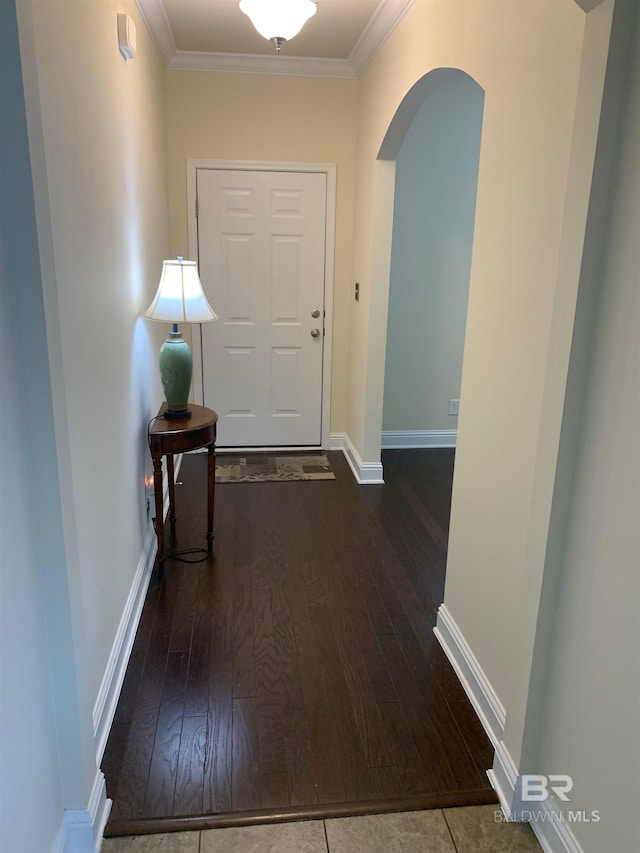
[572,0,608,10]
[169,50,356,78]
[349,0,413,77]
[136,0,414,78]
[136,0,176,65]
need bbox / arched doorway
[382,70,484,451]
[360,68,485,467]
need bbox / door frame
[187,159,336,451]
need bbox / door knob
[311,308,321,318]
[311,328,321,338]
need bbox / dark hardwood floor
[102,449,497,836]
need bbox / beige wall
[349,0,614,773]
[17,0,170,796]
[164,71,358,433]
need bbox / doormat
[215,453,335,483]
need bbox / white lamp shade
[144,259,218,323]
[239,0,317,41]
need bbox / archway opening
[381,69,484,452]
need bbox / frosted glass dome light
[239,0,317,51]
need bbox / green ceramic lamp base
[159,325,193,419]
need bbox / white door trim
[187,159,335,450]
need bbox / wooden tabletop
[150,403,218,436]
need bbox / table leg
[152,453,164,566]
[207,441,215,551]
[167,453,176,531]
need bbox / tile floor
[102,805,542,852]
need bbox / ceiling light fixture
[239,0,317,53]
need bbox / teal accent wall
[382,71,483,433]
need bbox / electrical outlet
[144,476,156,519]
[449,399,460,416]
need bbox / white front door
[195,168,328,447]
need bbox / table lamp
[144,257,218,419]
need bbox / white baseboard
[329,432,347,451]
[434,606,585,850]
[435,607,576,843]
[487,739,519,814]
[488,741,584,853]
[381,429,457,449]
[92,456,182,765]
[528,797,585,853]
[434,604,505,747]
[92,526,156,765]
[329,432,384,484]
[51,770,111,853]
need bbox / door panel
[196,168,326,446]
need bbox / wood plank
[142,650,189,818]
[292,603,349,804]
[202,487,235,815]
[167,569,196,653]
[306,603,379,802]
[253,488,309,782]
[376,703,422,796]
[107,719,157,823]
[173,714,207,815]
[107,576,175,822]
[284,705,319,807]
[101,723,130,804]
[231,697,261,811]
[328,595,394,769]
[260,772,290,810]
[231,492,256,699]
[203,625,233,814]
[182,567,216,719]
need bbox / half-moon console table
[148,403,218,566]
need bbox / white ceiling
[136,0,414,77]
